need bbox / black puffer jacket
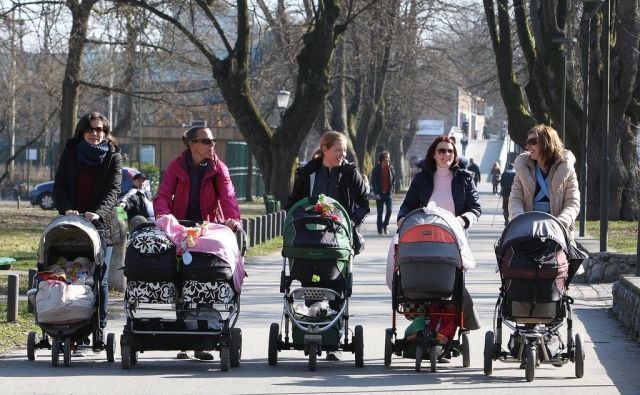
[54,139,123,244]
[285,158,370,226]
[397,166,481,228]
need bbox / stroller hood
[496,211,570,258]
[37,215,104,267]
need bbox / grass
[581,220,638,253]
[0,301,39,354]
[246,236,283,257]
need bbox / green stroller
[268,195,364,371]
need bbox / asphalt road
[2,183,639,395]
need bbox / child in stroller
[385,204,477,372]
[484,211,586,382]
[269,195,364,371]
[26,215,117,367]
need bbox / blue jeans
[100,246,113,328]
[376,192,392,233]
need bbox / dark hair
[181,126,210,147]
[527,124,564,171]
[72,112,113,143]
[378,151,390,163]
[423,135,458,172]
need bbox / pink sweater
[428,167,455,214]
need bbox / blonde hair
[528,124,564,171]
[311,131,347,160]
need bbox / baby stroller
[485,211,585,382]
[385,208,470,372]
[120,216,246,371]
[26,215,117,367]
[268,195,363,371]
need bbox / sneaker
[326,351,341,361]
[194,350,214,361]
[383,226,388,235]
[177,351,192,360]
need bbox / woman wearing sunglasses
[154,126,241,361]
[509,124,579,233]
[54,112,123,353]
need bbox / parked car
[29,167,143,210]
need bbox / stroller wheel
[525,346,536,382]
[308,343,318,372]
[27,332,37,361]
[51,339,60,367]
[121,343,132,370]
[384,328,393,367]
[462,333,470,368]
[63,339,71,367]
[483,331,494,376]
[354,325,364,368]
[106,333,116,362]
[574,334,585,378]
[415,344,423,372]
[230,328,242,368]
[268,323,279,366]
[220,345,230,372]
[429,345,437,373]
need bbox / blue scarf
[533,165,551,213]
[77,140,109,166]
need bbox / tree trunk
[58,0,98,151]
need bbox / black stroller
[120,219,246,371]
[485,211,585,382]
[26,215,117,367]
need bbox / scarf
[77,140,109,166]
[533,165,551,213]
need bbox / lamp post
[276,89,291,121]
[552,37,577,143]
[599,0,611,252]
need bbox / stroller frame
[27,215,117,367]
[268,255,363,371]
[385,268,470,372]
[119,226,247,371]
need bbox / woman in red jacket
[154,126,241,360]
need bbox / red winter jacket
[154,150,240,222]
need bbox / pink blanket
[155,215,246,292]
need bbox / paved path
[1,183,639,394]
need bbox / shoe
[73,348,86,357]
[378,231,383,235]
[194,350,214,361]
[177,351,192,359]
[326,351,341,361]
[383,226,388,235]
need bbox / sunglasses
[436,148,454,155]
[192,138,216,146]
[525,137,539,146]
[85,127,104,134]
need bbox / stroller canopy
[37,215,104,267]
[496,211,570,258]
[282,195,353,260]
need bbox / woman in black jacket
[396,135,481,358]
[54,112,122,351]
[285,131,370,254]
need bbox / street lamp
[599,0,611,252]
[277,89,291,112]
[552,36,577,143]
[579,0,605,237]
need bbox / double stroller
[485,211,585,382]
[26,215,117,367]
[269,195,363,371]
[120,215,246,371]
[385,208,471,372]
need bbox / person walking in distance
[460,134,469,156]
[499,163,515,225]
[370,151,396,235]
[467,158,481,186]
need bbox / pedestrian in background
[490,161,502,194]
[370,151,395,235]
[460,134,469,156]
[54,111,123,352]
[500,163,515,226]
[154,125,241,361]
[118,172,154,227]
[467,158,481,186]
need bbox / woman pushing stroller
[389,135,481,365]
[154,125,241,361]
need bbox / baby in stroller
[485,211,585,382]
[385,203,478,371]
